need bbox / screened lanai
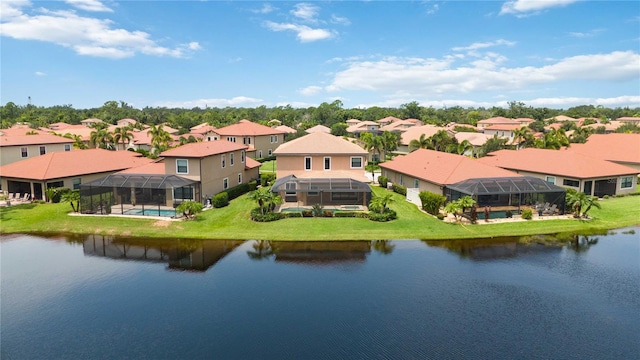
[445,176,566,216]
[80,174,200,217]
[271,175,372,207]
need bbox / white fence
[406,188,421,208]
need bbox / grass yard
[1,187,638,241]
[260,160,276,173]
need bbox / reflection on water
[2,228,638,359]
[81,235,243,272]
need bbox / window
[258,150,263,158]
[174,186,193,200]
[274,135,278,143]
[621,176,633,189]
[563,179,580,187]
[243,138,247,145]
[39,146,46,155]
[73,178,81,190]
[227,137,236,142]
[268,149,272,156]
[20,147,28,158]
[546,176,556,184]
[414,179,419,188]
[238,173,242,184]
[176,159,188,174]
[230,153,234,166]
[304,157,312,171]
[350,157,363,168]
[241,150,245,163]
[399,174,404,186]
[324,157,331,170]
[223,178,229,190]
[64,144,71,151]
[221,154,226,168]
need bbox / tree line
[2,100,639,132]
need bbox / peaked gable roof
[478,148,638,178]
[0,133,74,147]
[274,125,297,134]
[568,133,640,165]
[214,119,285,136]
[273,132,367,156]
[478,117,520,125]
[379,149,518,185]
[160,140,248,158]
[305,125,331,134]
[400,125,450,145]
[0,149,153,180]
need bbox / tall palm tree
[148,124,171,154]
[90,128,114,150]
[513,126,536,149]
[381,131,399,159]
[248,187,273,215]
[428,130,456,152]
[113,125,133,151]
[409,134,429,151]
[447,139,473,156]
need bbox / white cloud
[251,3,275,14]
[325,51,640,97]
[452,39,516,52]
[65,0,112,12]
[264,21,333,42]
[569,28,604,38]
[291,3,319,22]
[0,1,201,59]
[500,0,580,16]
[330,14,350,26]
[299,86,323,96]
[35,71,46,76]
[156,96,266,109]
[425,3,439,15]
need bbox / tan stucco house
[212,120,286,160]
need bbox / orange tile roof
[400,125,450,145]
[245,157,261,169]
[273,132,368,156]
[377,116,401,124]
[616,117,640,122]
[545,115,576,122]
[478,148,638,178]
[0,133,74,147]
[454,132,492,146]
[478,117,519,125]
[568,134,640,165]
[189,125,217,134]
[379,149,519,185]
[0,149,154,180]
[274,125,297,134]
[117,161,166,174]
[160,140,247,158]
[483,124,522,131]
[514,117,535,123]
[280,170,371,183]
[214,119,286,136]
[305,125,331,133]
[0,126,47,136]
[380,120,418,132]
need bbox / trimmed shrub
[419,191,446,215]
[505,210,513,218]
[368,209,397,222]
[603,195,609,199]
[257,155,276,162]
[212,192,229,208]
[323,210,334,217]
[335,211,358,218]
[391,184,407,196]
[248,179,258,191]
[261,173,276,186]
[436,213,445,221]
[285,212,302,218]
[522,208,533,220]
[302,210,313,217]
[250,208,284,222]
[378,176,388,188]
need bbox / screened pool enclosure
[271,175,372,207]
[445,176,566,216]
[80,174,200,217]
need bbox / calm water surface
[2,228,639,359]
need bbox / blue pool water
[124,208,176,217]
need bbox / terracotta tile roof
[400,125,450,145]
[0,133,74,147]
[379,149,518,185]
[0,149,153,180]
[380,120,419,132]
[274,125,297,134]
[404,118,423,125]
[483,124,523,131]
[117,161,166,175]
[478,148,638,178]
[568,134,640,165]
[81,118,104,124]
[214,119,286,136]
[160,140,248,158]
[118,118,137,125]
[545,115,576,122]
[347,121,379,133]
[582,121,622,132]
[478,117,519,125]
[0,126,46,136]
[454,132,492,146]
[514,117,535,123]
[245,157,261,169]
[189,125,217,134]
[377,116,401,124]
[616,117,640,122]
[346,119,361,125]
[281,170,370,183]
[305,125,331,134]
[273,132,368,156]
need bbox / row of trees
[3,100,638,133]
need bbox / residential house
[397,125,452,154]
[190,123,219,141]
[346,119,362,126]
[616,116,640,125]
[453,132,493,155]
[478,148,639,197]
[482,124,522,145]
[568,134,640,173]
[0,149,154,200]
[274,124,297,135]
[160,140,260,202]
[477,117,520,130]
[117,118,138,127]
[272,132,371,207]
[380,119,421,133]
[80,118,104,127]
[213,119,286,159]
[347,121,380,136]
[377,116,401,126]
[0,132,74,166]
[379,149,518,195]
[305,125,331,134]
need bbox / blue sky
[1,0,639,110]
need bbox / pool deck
[277,203,368,213]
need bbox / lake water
[2,228,639,359]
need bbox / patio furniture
[543,204,557,215]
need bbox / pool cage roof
[81,173,198,189]
[272,175,372,193]
[447,176,566,196]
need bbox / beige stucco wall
[507,170,638,196]
[216,134,283,160]
[276,154,366,179]
[0,143,72,166]
[381,169,444,195]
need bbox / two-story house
[213,120,286,160]
[0,132,74,166]
[160,140,260,202]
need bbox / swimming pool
[124,209,177,217]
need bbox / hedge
[419,191,446,216]
[261,173,276,187]
[250,208,284,222]
[378,176,388,188]
[212,192,229,208]
[391,184,407,196]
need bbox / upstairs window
[20,147,28,158]
[64,144,71,151]
[324,157,331,170]
[241,150,245,163]
[221,154,226,168]
[230,153,234,166]
[350,157,363,168]
[39,146,46,155]
[176,159,188,174]
[304,157,312,171]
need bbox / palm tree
[148,124,171,154]
[248,187,275,215]
[447,139,473,156]
[566,189,601,218]
[535,128,570,150]
[90,128,114,150]
[369,193,394,214]
[409,134,429,151]
[381,131,399,159]
[113,125,133,151]
[513,126,536,149]
[428,130,456,152]
[360,132,384,163]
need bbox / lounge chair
[543,204,557,215]
[18,193,30,202]
[7,193,15,200]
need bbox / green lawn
[260,160,276,173]
[1,187,638,241]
